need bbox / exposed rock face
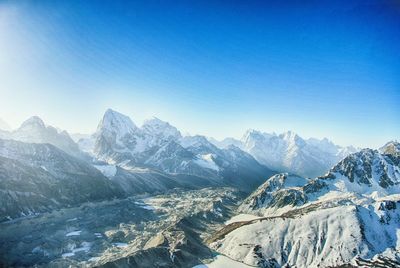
[332,147,400,189]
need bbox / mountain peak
[19,116,45,129]
[97,109,137,136]
[241,129,264,142]
[280,130,299,140]
[142,117,181,139]
[380,140,400,157]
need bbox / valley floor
[0,187,243,267]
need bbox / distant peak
[20,116,45,129]
[104,108,125,118]
[242,129,262,139]
[280,130,301,141]
[282,130,297,137]
[380,140,400,156]
[97,109,137,133]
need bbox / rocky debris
[0,188,240,267]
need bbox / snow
[66,230,82,237]
[97,109,138,139]
[239,129,357,178]
[77,136,95,154]
[72,242,91,253]
[112,242,128,248]
[94,232,102,238]
[62,252,75,258]
[61,242,91,258]
[194,154,219,171]
[212,206,363,267]
[180,135,210,148]
[193,255,252,268]
[135,201,156,210]
[142,117,181,140]
[94,164,117,178]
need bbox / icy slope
[209,142,400,267]
[211,201,400,268]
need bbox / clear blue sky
[0,0,399,148]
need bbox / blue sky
[0,0,399,148]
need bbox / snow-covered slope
[211,129,357,178]
[209,141,400,268]
[211,201,400,268]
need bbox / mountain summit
[7,116,81,157]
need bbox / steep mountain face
[93,109,141,159]
[7,116,82,157]
[209,142,400,268]
[0,139,123,221]
[212,129,357,178]
[238,173,309,212]
[91,110,274,192]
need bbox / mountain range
[209,141,400,267]
[0,110,274,221]
[0,110,398,267]
[210,129,357,178]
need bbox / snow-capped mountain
[211,129,358,178]
[239,141,400,214]
[211,201,400,268]
[3,116,82,157]
[89,109,274,191]
[91,109,182,161]
[209,141,400,268]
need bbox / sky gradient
[0,0,399,148]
